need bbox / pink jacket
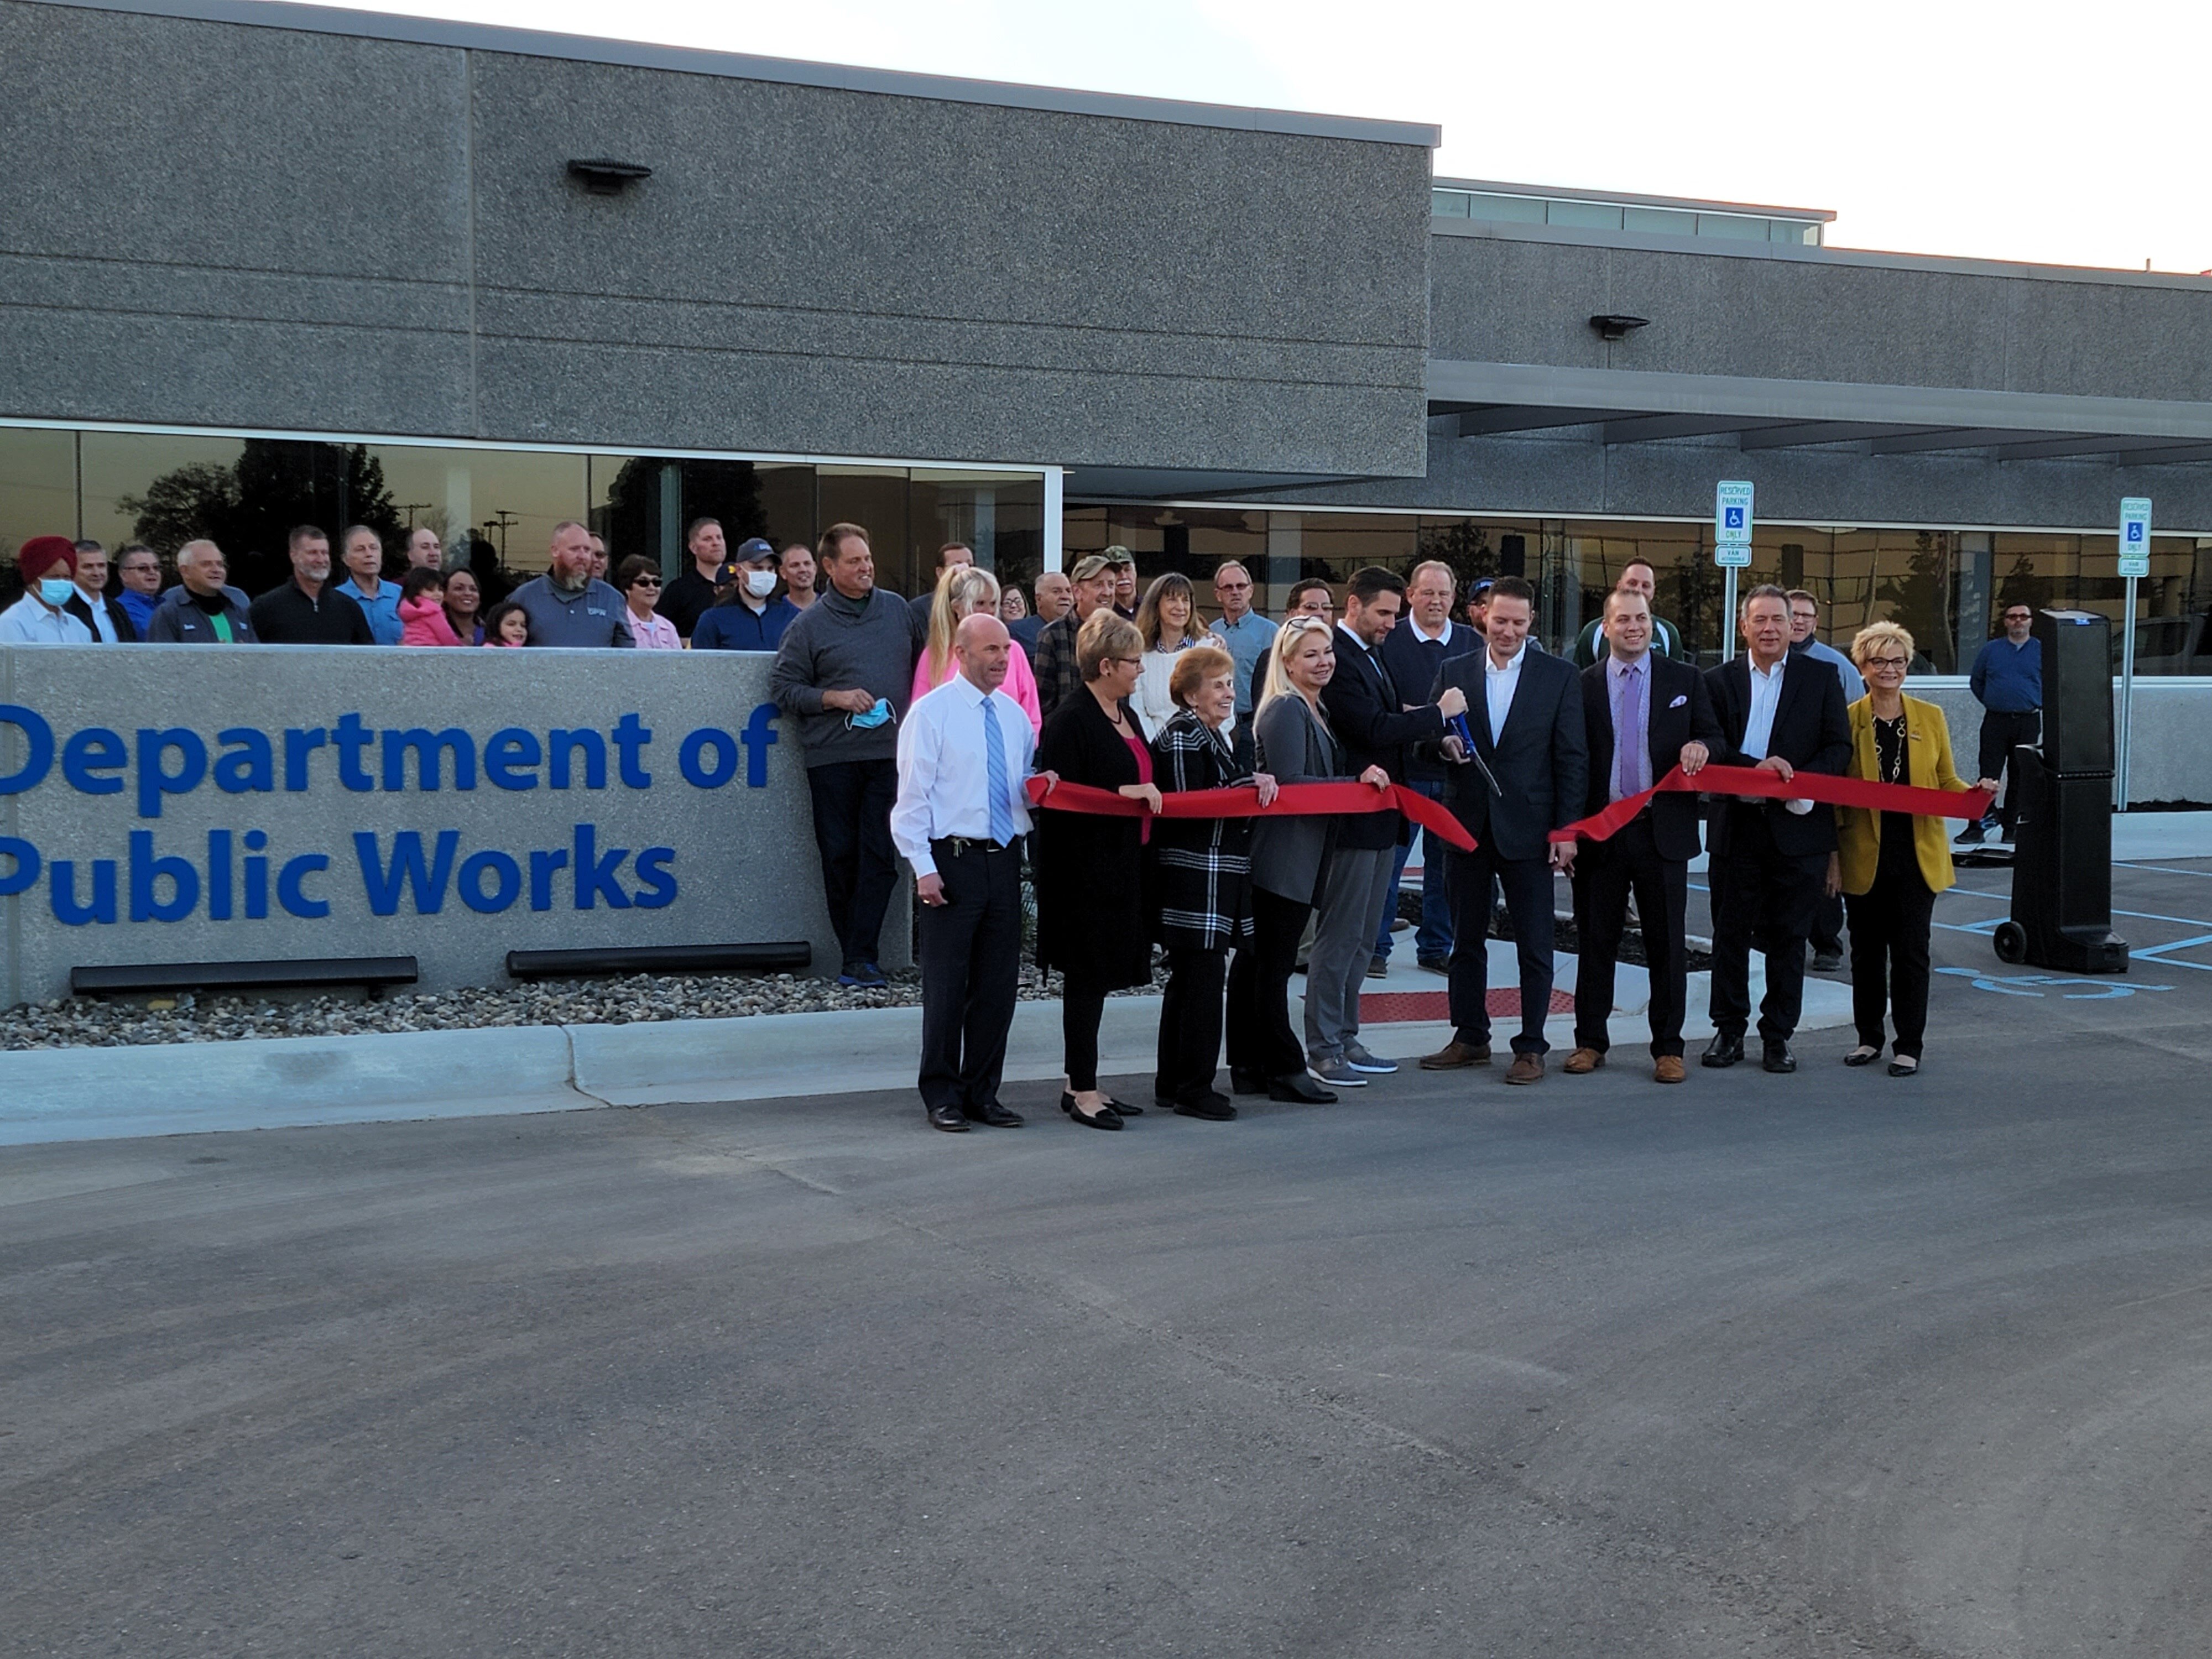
[399,595,462,646]
[911,639,1043,733]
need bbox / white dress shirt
[1740,653,1787,761]
[1483,643,1527,743]
[0,593,93,644]
[891,670,1037,879]
[76,587,120,642]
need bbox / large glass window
[0,427,79,557]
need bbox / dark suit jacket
[1578,655,1725,862]
[64,592,137,642]
[1379,618,1479,783]
[1318,625,1447,851]
[1703,653,1853,858]
[1430,647,1588,863]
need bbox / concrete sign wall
[0,644,906,1006]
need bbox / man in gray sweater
[769,522,926,987]
[508,521,634,648]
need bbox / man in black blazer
[1307,566,1468,1086]
[1564,590,1724,1084]
[1419,576,1588,1084]
[1375,559,1482,973]
[1702,584,1853,1073]
[62,541,138,642]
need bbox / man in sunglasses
[1966,601,2042,843]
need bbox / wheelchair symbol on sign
[1936,967,2173,1000]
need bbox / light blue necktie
[982,696,1015,846]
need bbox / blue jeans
[1374,778,1452,962]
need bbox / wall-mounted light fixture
[567,159,653,196]
[1588,314,1651,341]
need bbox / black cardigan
[1034,686,1154,990]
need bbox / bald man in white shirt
[892,613,1047,1133]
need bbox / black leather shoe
[1762,1041,1797,1074]
[964,1103,1024,1128]
[1268,1072,1338,1104]
[1701,1034,1744,1068]
[1060,1091,1139,1116]
[927,1104,969,1133]
[1173,1092,1237,1121]
[1067,1099,1123,1130]
[1811,950,1844,973]
[1229,1070,1269,1096]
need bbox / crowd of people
[7,516,2038,1115]
[890,549,2023,1136]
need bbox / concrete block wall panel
[0,643,911,1007]
[0,0,1433,478]
[1428,228,2212,404]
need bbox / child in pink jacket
[399,567,462,646]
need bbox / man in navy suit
[1375,559,1481,974]
[1702,584,1853,1073]
[1418,577,1588,1084]
[1564,589,1725,1084]
[1308,566,1468,1087]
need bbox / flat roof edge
[1431,217,2212,291]
[22,0,1443,147]
[1434,175,1836,223]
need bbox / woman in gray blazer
[1227,616,1389,1104]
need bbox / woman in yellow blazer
[1825,620,1999,1077]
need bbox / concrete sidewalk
[0,942,1851,1146]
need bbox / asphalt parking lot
[6,857,2212,1658]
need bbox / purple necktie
[1616,662,1644,802]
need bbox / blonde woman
[1130,572,1228,741]
[1828,619,1999,1077]
[912,564,1042,733]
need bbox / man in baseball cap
[2,536,95,644]
[691,536,799,652]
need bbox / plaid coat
[1149,709,1254,952]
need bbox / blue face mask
[40,578,77,608]
[849,697,894,730]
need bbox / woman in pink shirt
[398,567,462,646]
[614,555,681,650]
[911,565,1042,733]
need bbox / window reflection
[0,427,78,562]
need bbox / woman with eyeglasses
[1229,615,1390,1105]
[614,555,680,649]
[1827,620,1999,1077]
[1034,611,1164,1130]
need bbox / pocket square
[1667,694,1688,708]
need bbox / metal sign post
[2116,496,2151,811]
[1714,480,1754,659]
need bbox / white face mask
[744,568,778,598]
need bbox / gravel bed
[0,961,1172,1052]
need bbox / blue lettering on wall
[741,703,780,786]
[529,847,568,911]
[356,830,462,915]
[277,853,331,919]
[51,859,117,925]
[549,729,607,790]
[207,828,233,920]
[62,728,127,795]
[128,830,200,922]
[458,849,522,914]
[679,728,739,789]
[0,836,39,897]
[136,728,207,818]
[572,823,632,910]
[382,730,477,792]
[612,713,654,787]
[484,728,541,790]
[331,714,375,792]
[633,846,678,909]
[216,729,276,794]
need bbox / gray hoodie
[768,585,924,766]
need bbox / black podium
[1992,609,2127,973]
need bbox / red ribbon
[1024,776,1479,852]
[1551,764,1995,845]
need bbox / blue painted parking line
[1934,968,2175,999]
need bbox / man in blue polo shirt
[335,524,403,644]
[691,538,800,651]
[1207,560,1277,726]
[1966,599,2042,843]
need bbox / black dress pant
[917,841,1024,1114]
[1226,887,1310,1081]
[805,757,901,973]
[1446,844,1555,1056]
[1978,708,2041,834]
[1846,866,1937,1059]
[1571,815,1690,1057]
[1062,978,1109,1093]
[1709,804,1828,1043]
[1156,945,1229,1103]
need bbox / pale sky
[354,0,2212,274]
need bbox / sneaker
[1954,824,1985,845]
[1343,1042,1398,1074]
[843,962,888,989]
[1811,950,1844,973]
[1308,1056,1369,1088]
[1366,956,1389,978]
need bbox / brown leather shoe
[1563,1047,1604,1074]
[1504,1052,1545,1085]
[1419,1040,1491,1070]
[1652,1055,1686,1085]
